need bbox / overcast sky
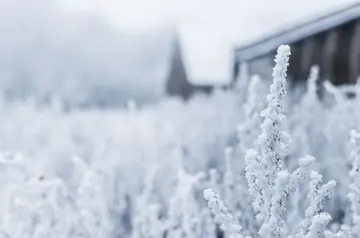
[62,0,360,32]
[64,0,360,83]
[62,0,193,31]
[4,0,360,89]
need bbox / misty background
[1,0,358,107]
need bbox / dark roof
[234,2,360,62]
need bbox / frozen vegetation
[1,45,360,238]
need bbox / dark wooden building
[166,35,214,100]
[232,2,360,88]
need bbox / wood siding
[238,19,360,88]
[166,37,213,100]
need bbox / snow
[1,0,359,104]
[62,0,360,86]
[4,1,360,237]
[1,43,360,236]
[177,0,360,85]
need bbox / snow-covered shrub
[1,163,76,238]
[0,41,360,238]
[288,66,326,163]
[205,45,337,238]
[166,170,204,238]
[132,165,165,238]
[237,75,268,151]
[223,148,258,236]
[72,156,113,238]
[204,188,245,238]
[348,130,360,235]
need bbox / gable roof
[234,2,360,63]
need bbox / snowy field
[2,0,360,237]
[1,46,360,237]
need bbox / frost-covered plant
[204,188,246,238]
[245,46,335,238]
[247,45,292,230]
[199,205,218,238]
[285,66,331,226]
[242,45,335,238]
[289,65,326,162]
[0,150,76,238]
[323,81,346,105]
[292,171,336,238]
[132,165,165,238]
[257,44,291,187]
[202,45,337,238]
[223,147,258,236]
[1,175,75,238]
[3,35,360,238]
[322,130,360,238]
[245,150,335,238]
[348,130,360,235]
[237,75,268,151]
[72,156,113,238]
[324,224,352,238]
[321,80,356,205]
[132,203,163,238]
[166,169,204,238]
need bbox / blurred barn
[166,35,214,100]
[5,0,360,105]
[166,2,360,100]
[232,2,360,89]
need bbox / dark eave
[234,2,360,62]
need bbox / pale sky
[62,0,196,31]
[62,0,360,84]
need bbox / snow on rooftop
[177,0,360,85]
[62,0,360,88]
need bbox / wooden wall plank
[322,29,339,83]
[350,20,360,83]
[300,37,316,80]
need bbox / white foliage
[289,65,324,163]
[243,45,335,238]
[132,165,165,238]
[0,43,359,238]
[348,130,360,235]
[238,75,268,151]
[292,171,336,238]
[72,157,113,238]
[204,188,246,238]
[251,45,292,236]
[223,147,257,236]
[166,170,204,238]
[245,149,267,223]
